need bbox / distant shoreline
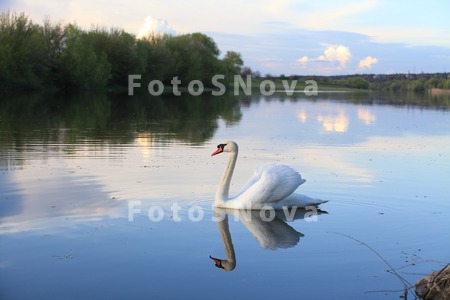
[430,88,450,95]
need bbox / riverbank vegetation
[1,11,449,93]
[331,73,450,92]
[259,73,450,92]
[0,11,244,90]
[285,73,449,91]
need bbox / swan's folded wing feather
[236,164,305,207]
[235,165,265,198]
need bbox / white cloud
[298,56,309,63]
[298,45,352,69]
[320,45,352,67]
[137,16,176,39]
[359,56,378,69]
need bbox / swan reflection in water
[210,207,327,271]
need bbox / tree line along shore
[287,73,450,92]
[0,11,244,91]
[1,11,449,93]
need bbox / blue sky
[4,0,450,75]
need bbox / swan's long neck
[215,149,238,204]
[214,210,236,271]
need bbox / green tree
[137,34,173,82]
[222,51,243,76]
[57,24,111,89]
[165,33,223,85]
[240,66,252,77]
[390,80,407,91]
[0,11,45,89]
[346,77,369,89]
[442,79,450,90]
[38,18,66,86]
[407,78,426,92]
[87,27,140,86]
[425,77,439,89]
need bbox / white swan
[211,140,327,209]
[210,207,325,271]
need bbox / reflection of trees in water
[0,92,242,143]
[123,93,243,144]
[246,90,450,109]
[1,90,448,169]
[0,92,242,169]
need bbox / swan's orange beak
[209,255,224,269]
[211,148,223,156]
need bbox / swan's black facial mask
[211,143,227,156]
[209,256,225,269]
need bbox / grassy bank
[238,78,365,92]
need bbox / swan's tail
[278,193,328,208]
[309,199,328,206]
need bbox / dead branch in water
[332,231,416,298]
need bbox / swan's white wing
[237,210,303,250]
[234,165,265,198]
[234,164,306,208]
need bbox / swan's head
[209,255,236,271]
[211,140,238,156]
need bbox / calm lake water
[1,91,449,299]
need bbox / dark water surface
[1,91,449,299]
